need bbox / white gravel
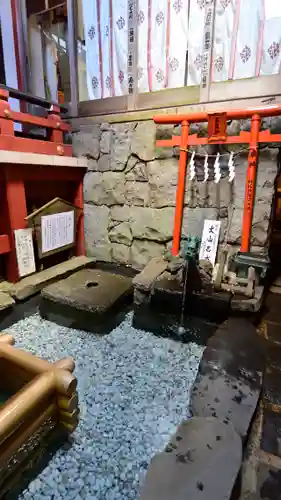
[6,312,204,500]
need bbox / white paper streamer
[203,154,209,183]
[214,152,221,183]
[189,151,196,180]
[228,152,235,182]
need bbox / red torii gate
[153,106,281,257]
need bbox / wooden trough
[0,334,79,498]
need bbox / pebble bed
[6,312,204,500]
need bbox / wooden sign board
[208,112,227,142]
[26,197,80,259]
[199,220,221,266]
[14,228,36,277]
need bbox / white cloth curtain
[212,0,281,82]
[137,0,190,92]
[82,0,128,99]
[82,0,281,99]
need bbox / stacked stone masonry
[73,119,279,269]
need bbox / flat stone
[108,222,132,246]
[125,161,148,182]
[264,293,281,324]
[130,207,174,242]
[191,318,264,440]
[182,207,218,239]
[261,409,281,458]
[266,342,281,370]
[125,181,150,207]
[263,368,281,410]
[132,256,167,291]
[266,322,281,346]
[256,461,281,500]
[110,123,132,170]
[151,275,231,322]
[230,286,264,313]
[110,205,131,223]
[130,239,165,270]
[72,129,100,160]
[40,269,132,332]
[84,204,111,261]
[140,417,242,500]
[0,292,15,311]
[131,121,156,161]
[97,154,111,172]
[100,131,112,154]
[83,171,126,206]
[13,256,96,301]
[147,158,178,208]
[111,243,130,265]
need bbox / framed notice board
[26,197,81,259]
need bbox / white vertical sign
[41,211,75,254]
[14,228,36,277]
[199,220,221,266]
[200,0,216,102]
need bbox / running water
[178,260,189,336]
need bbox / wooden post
[0,89,14,136]
[47,104,64,156]
[5,166,28,282]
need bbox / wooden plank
[10,111,70,131]
[0,136,72,156]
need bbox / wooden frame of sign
[25,197,81,259]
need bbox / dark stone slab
[261,409,281,457]
[191,318,264,440]
[263,368,281,409]
[263,293,281,324]
[230,286,264,313]
[266,342,281,370]
[133,305,218,346]
[151,276,231,323]
[256,461,281,500]
[40,269,132,333]
[140,417,242,500]
[267,322,281,345]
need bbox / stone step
[261,409,281,458]
[266,342,281,371]
[266,322,281,345]
[191,318,263,441]
[263,367,281,411]
[40,268,132,333]
[263,293,281,324]
[270,285,281,295]
[140,417,242,500]
[12,256,96,301]
[255,457,281,499]
[272,277,281,287]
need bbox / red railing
[0,87,72,157]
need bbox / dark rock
[191,318,264,440]
[261,409,281,458]
[40,269,132,333]
[263,368,281,409]
[140,417,242,500]
[257,461,281,500]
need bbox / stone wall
[73,119,279,269]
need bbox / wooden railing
[0,86,72,156]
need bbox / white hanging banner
[200,1,215,99]
[41,211,75,254]
[14,228,36,277]
[199,220,221,266]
